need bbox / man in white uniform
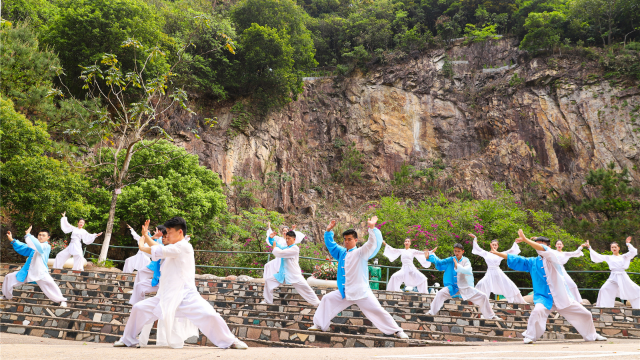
[53,212,103,271]
[495,230,607,344]
[262,230,320,306]
[114,217,247,349]
[308,217,409,339]
[1,227,67,307]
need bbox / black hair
[453,243,464,250]
[156,225,167,236]
[164,216,187,235]
[342,229,358,238]
[78,218,86,222]
[490,239,499,243]
[285,230,296,238]
[38,229,50,236]
[535,236,551,244]
[610,242,619,247]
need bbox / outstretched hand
[7,231,13,241]
[452,256,458,268]
[25,225,32,235]
[292,224,297,231]
[468,233,476,239]
[424,247,437,257]
[141,219,150,236]
[126,224,132,229]
[326,219,337,232]
[626,236,632,244]
[367,216,378,229]
[96,232,104,237]
[583,240,590,248]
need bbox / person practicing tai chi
[261,229,321,306]
[122,224,164,274]
[263,223,305,281]
[553,240,586,303]
[1,227,67,307]
[382,238,431,293]
[54,212,102,271]
[496,230,607,344]
[308,217,409,339]
[426,242,498,319]
[129,225,167,305]
[114,217,248,349]
[585,236,639,309]
[471,234,527,304]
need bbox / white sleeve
[81,232,99,245]
[537,245,563,264]
[565,246,585,259]
[152,243,181,260]
[60,217,76,234]
[273,246,300,259]
[130,228,141,241]
[504,242,521,255]
[589,247,608,263]
[383,244,402,262]
[413,250,431,268]
[294,231,306,244]
[622,243,638,261]
[266,227,274,246]
[360,228,379,258]
[471,239,489,258]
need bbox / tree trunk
[98,191,120,262]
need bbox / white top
[25,236,50,282]
[557,246,584,265]
[129,228,157,259]
[265,227,305,247]
[537,246,575,310]
[453,257,478,300]
[344,228,379,301]
[60,216,99,256]
[273,244,305,284]
[150,236,199,348]
[472,239,520,267]
[589,244,639,301]
[383,245,431,268]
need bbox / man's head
[453,243,465,259]
[285,230,297,246]
[534,236,551,246]
[555,240,564,251]
[163,217,187,244]
[490,239,499,251]
[155,225,169,245]
[37,229,50,243]
[404,238,412,249]
[342,229,358,250]
[77,219,85,229]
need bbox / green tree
[228,175,263,214]
[231,0,318,70]
[0,97,91,232]
[519,11,566,53]
[570,0,635,46]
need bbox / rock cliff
[162,38,640,240]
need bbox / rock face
[165,38,640,231]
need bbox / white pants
[123,252,151,274]
[134,266,154,286]
[596,280,640,309]
[129,278,158,305]
[119,289,237,348]
[53,247,85,271]
[428,287,495,319]
[566,277,583,304]
[313,290,402,335]
[2,272,67,303]
[263,277,320,306]
[523,302,597,341]
[387,273,428,293]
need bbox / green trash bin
[368,265,381,290]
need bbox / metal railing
[83,244,639,293]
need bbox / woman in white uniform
[53,212,103,271]
[585,237,639,309]
[471,234,527,303]
[382,238,431,293]
[554,240,586,303]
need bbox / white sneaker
[60,302,68,308]
[395,331,409,339]
[230,339,248,349]
[0,295,5,300]
[259,301,267,304]
[490,315,501,320]
[113,340,127,347]
[595,334,607,341]
[523,338,534,344]
[307,325,323,332]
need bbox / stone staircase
[1,264,639,348]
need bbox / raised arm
[413,251,432,268]
[564,244,585,259]
[490,249,508,259]
[60,215,76,234]
[623,239,637,261]
[586,241,608,264]
[506,253,533,272]
[8,231,33,257]
[515,229,545,251]
[428,252,453,270]
[471,237,489,258]
[361,217,383,259]
[293,230,306,244]
[129,227,141,241]
[324,220,344,261]
[273,245,300,259]
[81,231,102,245]
[454,257,473,275]
[25,234,45,255]
[383,243,402,262]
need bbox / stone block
[247,327,261,339]
[7,327,26,334]
[279,331,289,340]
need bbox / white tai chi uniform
[262,227,305,280]
[427,252,495,319]
[508,246,598,342]
[263,242,320,306]
[119,236,238,348]
[556,246,585,303]
[472,239,527,303]
[53,216,99,271]
[122,229,153,273]
[590,244,640,309]
[383,244,431,293]
[313,228,403,335]
[2,235,67,303]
